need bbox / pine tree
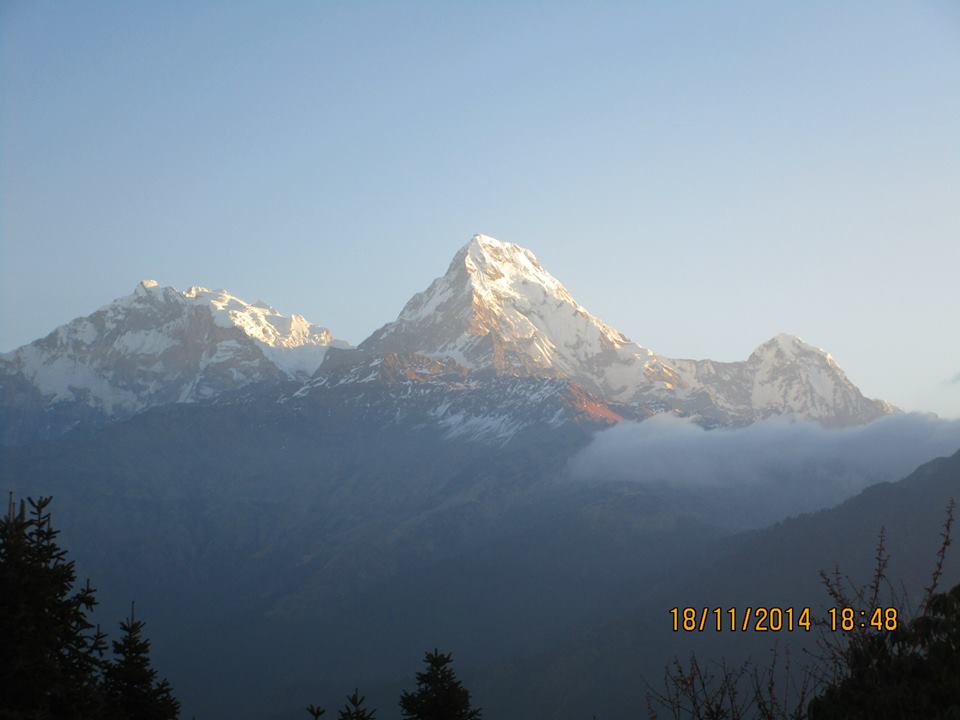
[103,602,180,720]
[399,649,482,720]
[0,494,107,719]
[337,688,377,720]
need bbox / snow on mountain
[357,234,897,427]
[290,350,623,445]
[668,334,896,427]
[0,235,898,446]
[360,234,680,403]
[0,280,349,438]
[176,284,350,377]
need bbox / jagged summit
[360,234,677,401]
[668,333,896,427]
[450,234,581,305]
[0,282,350,442]
[113,280,349,361]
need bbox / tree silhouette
[1,494,179,720]
[103,602,180,720]
[0,494,108,719]
[337,688,377,720]
[806,500,959,719]
[399,649,481,720]
[646,500,959,720]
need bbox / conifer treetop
[399,649,482,720]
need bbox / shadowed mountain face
[0,390,629,719]
[2,234,894,447]
[1,382,954,719]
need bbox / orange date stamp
[669,606,899,633]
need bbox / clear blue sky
[1,1,958,417]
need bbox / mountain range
[4,233,952,720]
[0,234,895,446]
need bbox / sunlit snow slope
[0,280,349,441]
[357,234,895,427]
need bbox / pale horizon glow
[1,2,958,417]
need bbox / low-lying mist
[568,413,960,530]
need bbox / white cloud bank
[568,413,960,529]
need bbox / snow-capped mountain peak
[456,234,581,311]
[0,282,350,443]
[753,333,830,362]
[360,233,675,400]
[102,280,350,374]
[668,333,896,427]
